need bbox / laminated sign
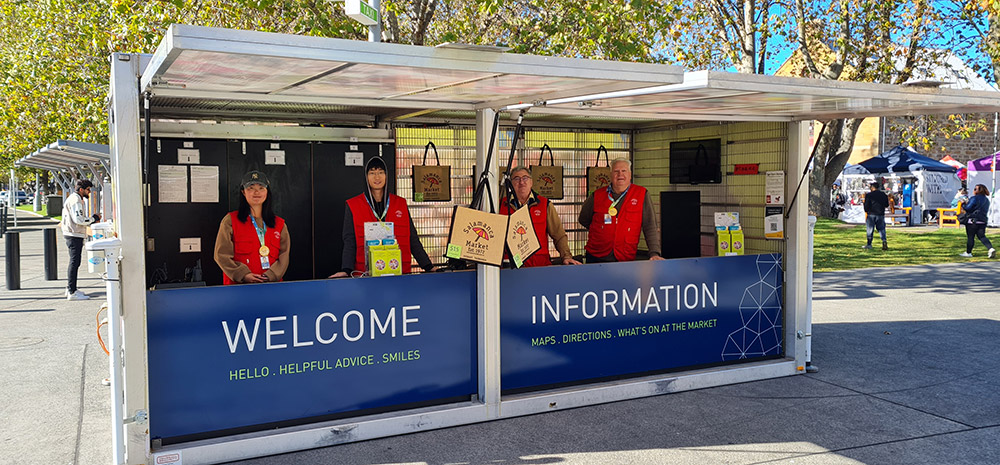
[446,206,508,266]
[532,144,564,199]
[505,205,541,268]
[587,145,612,195]
[412,141,451,202]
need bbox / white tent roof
[141,25,1000,125]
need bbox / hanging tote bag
[688,143,721,184]
[531,144,564,200]
[412,141,452,201]
[504,204,541,268]
[446,191,509,267]
[587,145,612,195]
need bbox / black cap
[241,170,270,189]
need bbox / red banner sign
[734,164,759,175]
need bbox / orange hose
[97,306,109,355]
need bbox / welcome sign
[147,272,477,441]
[499,254,784,391]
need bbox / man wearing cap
[331,157,436,277]
[579,158,663,262]
[61,179,101,300]
[830,180,846,218]
[214,170,291,284]
[863,181,889,250]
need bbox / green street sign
[345,0,379,26]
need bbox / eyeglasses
[511,176,531,184]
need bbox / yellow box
[716,229,732,256]
[729,229,745,255]
[367,245,403,276]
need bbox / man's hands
[242,273,269,283]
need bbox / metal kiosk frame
[104,25,1000,465]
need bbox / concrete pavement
[2,206,998,464]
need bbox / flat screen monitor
[670,138,722,184]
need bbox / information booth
[103,25,1000,465]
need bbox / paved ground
[2,207,998,464]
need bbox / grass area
[15,203,60,220]
[813,217,998,272]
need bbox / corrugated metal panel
[635,122,787,256]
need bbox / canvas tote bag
[587,144,612,195]
[412,141,452,201]
[531,143,564,199]
[446,176,508,267]
[504,204,541,268]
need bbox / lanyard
[366,193,390,222]
[607,185,630,210]
[249,216,267,248]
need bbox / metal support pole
[805,216,818,373]
[5,231,20,290]
[44,228,59,280]
[1,205,7,236]
[368,0,381,42]
[89,239,126,464]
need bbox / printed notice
[157,165,188,203]
[190,165,220,203]
[765,206,784,239]
[177,148,200,164]
[264,150,286,166]
[765,171,784,205]
[345,152,364,166]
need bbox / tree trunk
[807,118,864,217]
[990,10,1000,84]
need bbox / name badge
[604,214,613,224]
[260,256,271,270]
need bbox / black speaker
[660,191,701,259]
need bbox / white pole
[10,169,17,228]
[87,239,127,464]
[368,0,381,42]
[805,215,817,372]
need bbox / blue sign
[147,272,477,440]
[500,254,783,391]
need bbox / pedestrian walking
[959,184,995,258]
[863,182,889,250]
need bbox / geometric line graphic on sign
[722,254,783,360]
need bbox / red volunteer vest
[500,195,551,267]
[585,185,647,261]
[224,211,284,285]
[346,193,414,274]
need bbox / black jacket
[863,190,889,214]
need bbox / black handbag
[957,210,971,223]
[688,143,721,184]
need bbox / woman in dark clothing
[959,184,995,258]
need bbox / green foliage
[812,217,998,272]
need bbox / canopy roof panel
[141,25,1000,125]
[143,25,682,115]
[15,140,110,172]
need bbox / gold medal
[607,206,618,217]
[259,245,270,256]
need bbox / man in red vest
[331,157,436,278]
[579,158,663,263]
[500,166,581,267]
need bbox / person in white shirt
[61,180,101,300]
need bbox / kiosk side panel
[146,271,477,443]
[499,254,783,392]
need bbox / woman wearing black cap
[214,170,291,284]
[330,157,435,278]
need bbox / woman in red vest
[500,166,580,267]
[330,157,436,278]
[214,170,290,284]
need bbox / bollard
[5,231,20,290]
[44,228,58,281]
[1,205,7,236]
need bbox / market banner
[147,272,477,441]
[499,254,784,392]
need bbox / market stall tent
[840,146,960,222]
[102,25,1000,465]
